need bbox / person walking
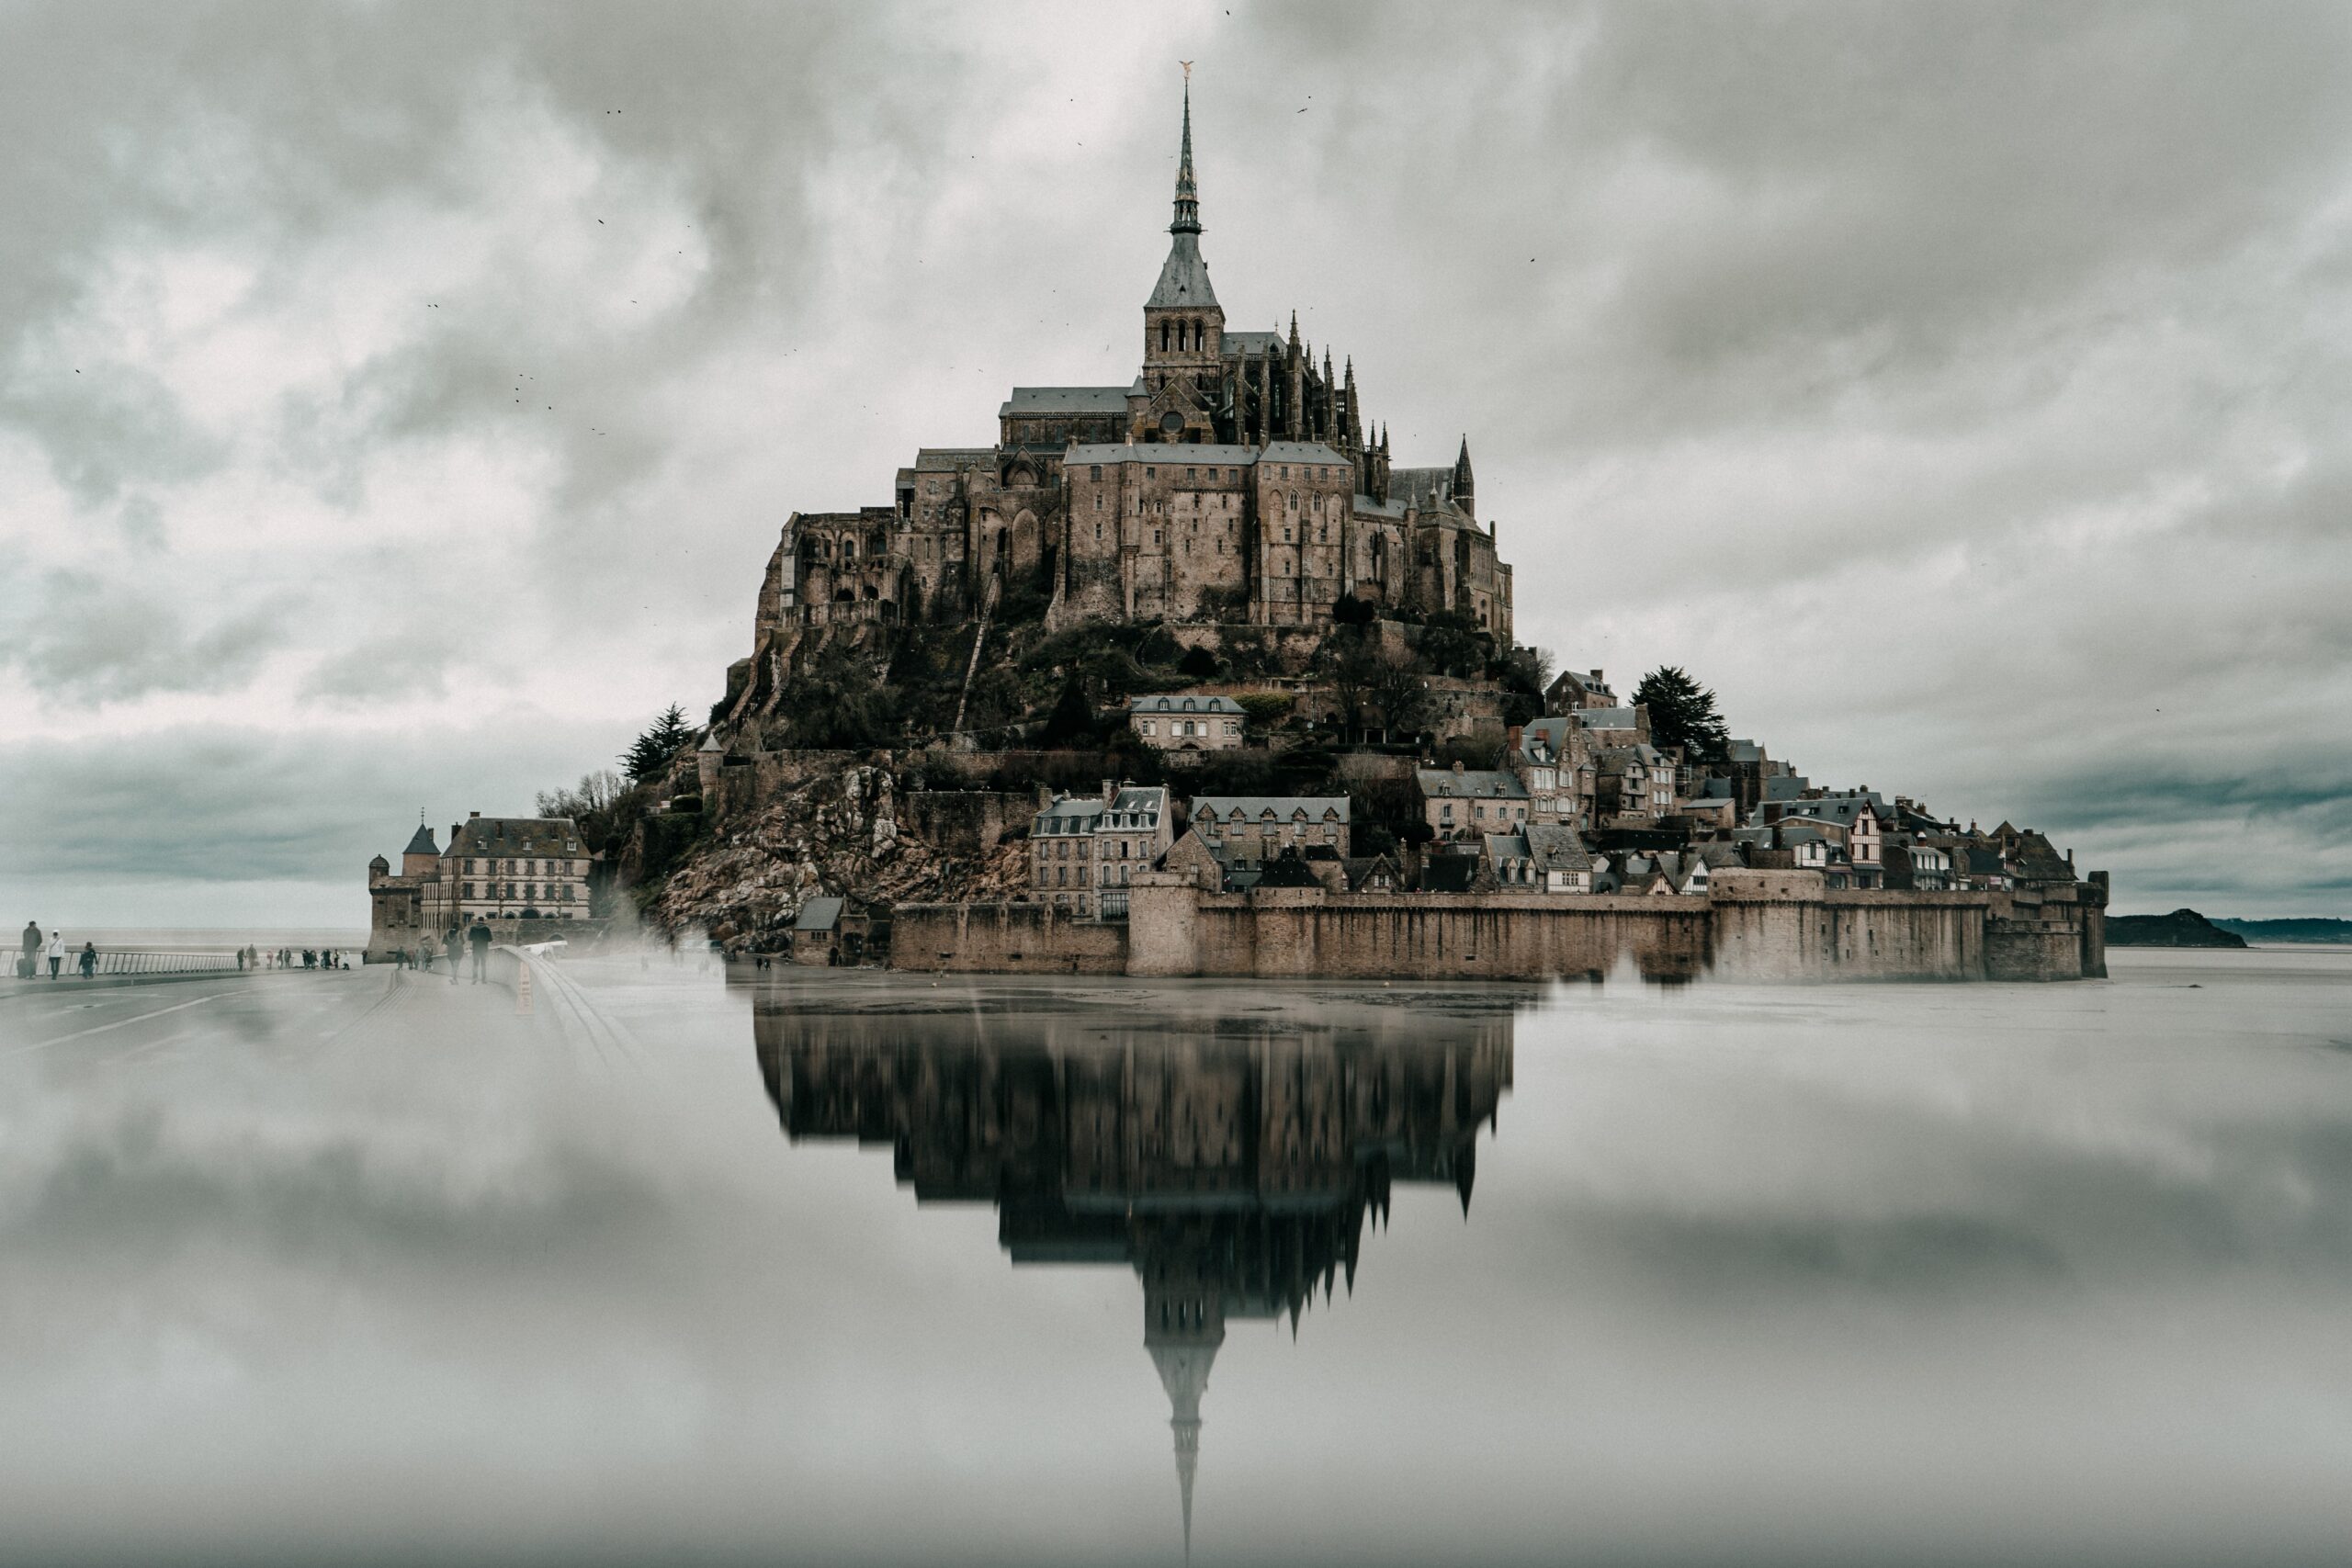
[78,942,96,979]
[19,920,40,980]
[447,926,461,985]
[419,933,438,973]
[468,919,492,982]
[46,931,65,978]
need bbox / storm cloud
[4,1,2350,920]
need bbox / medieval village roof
[1189,795,1351,824]
[402,824,439,855]
[1416,768,1529,800]
[1220,329,1281,357]
[793,897,845,933]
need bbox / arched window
[1159,320,1170,352]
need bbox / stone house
[1187,795,1351,865]
[1509,716,1593,828]
[1031,782,1171,916]
[789,897,869,965]
[1544,667,1617,714]
[1593,745,1675,825]
[1128,692,1247,759]
[1416,762,1532,841]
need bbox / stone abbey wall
[889,868,2106,984]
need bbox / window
[1146,467,1156,478]
[1090,465,1102,480]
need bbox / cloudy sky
[5,0,2349,926]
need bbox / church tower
[1139,81,1225,443]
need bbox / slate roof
[1341,854,1399,890]
[1034,797,1105,835]
[1256,442,1351,467]
[1577,706,1643,731]
[1132,693,1245,716]
[1001,387,1131,416]
[1104,785,1167,827]
[402,825,439,855]
[910,447,994,470]
[1221,330,1282,357]
[1388,468,1461,512]
[446,817,582,858]
[1517,716,1577,761]
[1727,739,1767,764]
[794,897,844,933]
[1523,824,1595,874]
[1483,832,1529,864]
[1147,232,1217,308]
[1190,795,1351,824]
[1420,855,1481,893]
[1780,796,1880,828]
[1416,768,1530,800]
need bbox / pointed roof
[1149,1334,1220,1563]
[402,824,438,856]
[1453,434,1474,491]
[1148,82,1217,310]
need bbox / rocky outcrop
[647,762,1028,947]
[2106,908,2247,948]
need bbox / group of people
[17,922,95,979]
[385,919,496,983]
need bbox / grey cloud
[0,570,285,701]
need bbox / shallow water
[0,948,2346,1566]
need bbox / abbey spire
[1146,79,1217,310]
[1170,80,1200,236]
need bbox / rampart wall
[891,901,1129,975]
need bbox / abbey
[752,86,1513,649]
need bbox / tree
[537,768,624,820]
[1417,611,1487,679]
[1177,645,1220,679]
[1634,666,1730,765]
[623,705,693,781]
[1040,677,1099,748]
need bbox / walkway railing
[11,950,244,978]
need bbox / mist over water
[0,950,2346,1566]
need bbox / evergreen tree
[622,704,694,781]
[1633,666,1730,765]
[1040,678,1099,748]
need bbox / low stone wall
[890,901,1128,974]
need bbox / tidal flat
[0,948,2346,1566]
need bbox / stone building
[730,85,1514,714]
[1187,795,1352,865]
[1129,692,1246,758]
[365,812,592,959]
[1030,782,1172,917]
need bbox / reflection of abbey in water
[753,996,1513,1554]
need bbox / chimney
[1453,760,1465,774]
[469,810,481,818]
[1506,724,1522,757]
[1102,779,1117,804]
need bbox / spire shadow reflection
[752,987,1516,1557]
